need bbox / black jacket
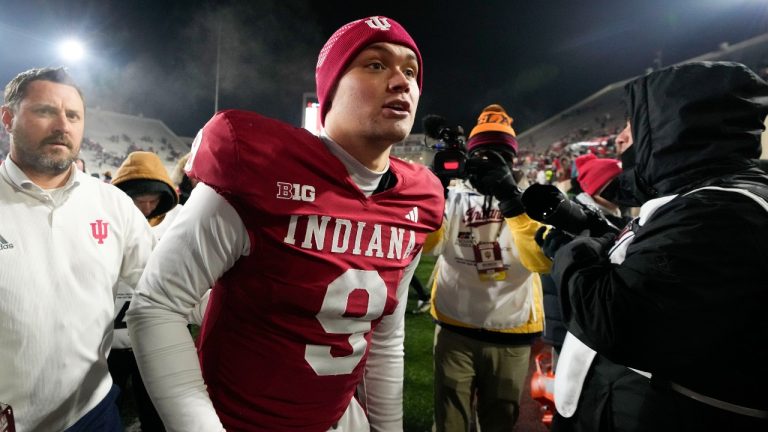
[553,62,768,414]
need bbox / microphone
[422,114,446,139]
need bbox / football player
[127,16,444,431]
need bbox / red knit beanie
[315,16,423,126]
[575,153,622,196]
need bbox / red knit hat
[575,153,622,196]
[315,16,423,126]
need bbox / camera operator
[425,104,551,431]
[546,62,768,431]
[528,155,646,432]
[525,153,629,357]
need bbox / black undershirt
[372,169,397,195]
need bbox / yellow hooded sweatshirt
[112,151,179,227]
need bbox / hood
[112,151,179,221]
[619,61,768,204]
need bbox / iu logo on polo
[90,220,109,244]
[365,16,391,31]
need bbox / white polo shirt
[0,158,154,431]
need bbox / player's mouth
[382,100,411,118]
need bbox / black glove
[468,155,524,217]
[574,232,617,261]
[535,226,575,260]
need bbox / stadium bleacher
[517,32,768,154]
[81,108,191,176]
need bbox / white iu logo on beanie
[365,16,391,31]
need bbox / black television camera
[521,183,619,237]
[424,114,512,187]
[423,114,468,180]
[422,114,520,195]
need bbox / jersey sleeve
[186,289,211,326]
[357,252,420,430]
[185,111,244,194]
[505,213,553,273]
[126,183,249,432]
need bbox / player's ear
[1,106,14,132]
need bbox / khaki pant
[433,325,531,432]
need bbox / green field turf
[404,254,437,431]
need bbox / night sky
[1,0,767,137]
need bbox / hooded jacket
[112,151,179,226]
[619,61,768,204]
[553,62,768,418]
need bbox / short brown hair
[3,67,85,110]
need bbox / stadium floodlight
[58,38,86,62]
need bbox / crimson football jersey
[186,110,444,431]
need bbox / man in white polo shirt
[0,67,154,431]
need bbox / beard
[11,130,79,176]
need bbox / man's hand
[468,154,524,217]
[569,232,616,262]
[535,226,575,260]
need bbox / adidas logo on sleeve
[405,207,419,223]
[0,234,14,250]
